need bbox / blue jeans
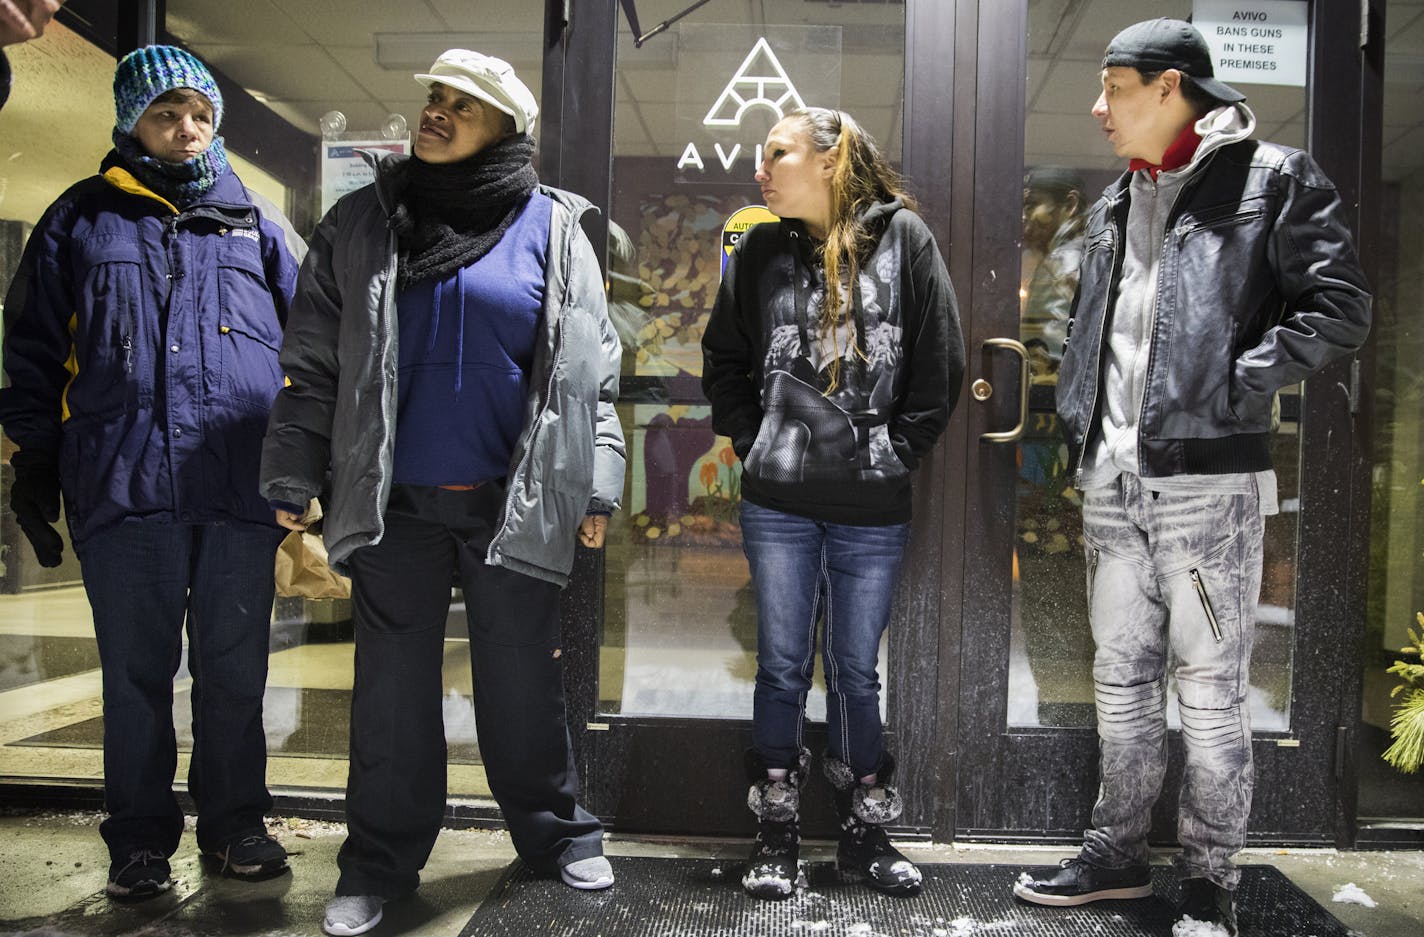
[77,518,283,860]
[739,500,910,778]
[1079,474,1263,889]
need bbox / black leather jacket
[1056,139,1371,482]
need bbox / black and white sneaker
[106,848,173,899]
[1013,856,1153,906]
[203,832,288,878]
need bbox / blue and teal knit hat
[113,45,223,134]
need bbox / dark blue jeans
[738,500,910,778]
[78,518,282,861]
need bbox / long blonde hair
[788,107,917,393]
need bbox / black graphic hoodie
[702,200,964,525]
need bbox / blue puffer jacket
[0,153,306,545]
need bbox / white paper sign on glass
[320,140,410,215]
[1193,0,1309,88]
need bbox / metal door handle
[977,337,1030,443]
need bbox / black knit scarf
[390,134,539,288]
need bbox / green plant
[1383,612,1424,774]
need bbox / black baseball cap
[1102,18,1246,104]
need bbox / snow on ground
[1171,917,1232,937]
[1331,882,1378,908]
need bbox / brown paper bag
[274,500,351,600]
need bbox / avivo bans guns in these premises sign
[1193,0,1309,88]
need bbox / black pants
[336,485,603,898]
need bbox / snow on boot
[824,753,923,897]
[742,749,807,900]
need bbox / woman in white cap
[259,49,623,936]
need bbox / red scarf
[1130,122,1202,180]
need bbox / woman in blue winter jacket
[258,49,625,937]
[0,46,303,899]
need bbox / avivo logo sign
[676,37,807,176]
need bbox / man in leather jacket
[1012,20,1370,936]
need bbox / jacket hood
[780,198,905,262]
[859,197,905,227]
[1100,103,1258,201]
[1182,102,1256,173]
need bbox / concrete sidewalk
[0,810,1420,936]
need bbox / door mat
[460,859,1353,937]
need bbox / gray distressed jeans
[1078,473,1264,889]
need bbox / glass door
[954,0,1370,846]
[584,0,931,835]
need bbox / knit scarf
[390,134,539,288]
[111,128,228,208]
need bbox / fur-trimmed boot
[823,753,923,896]
[742,749,809,900]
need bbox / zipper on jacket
[1071,207,1122,487]
[1189,568,1224,643]
[1087,548,1100,601]
[122,335,133,373]
[1134,174,1197,475]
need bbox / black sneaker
[1178,877,1238,936]
[203,832,289,878]
[837,818,923,896]
[106,849,173,899]
[1013,856,1153,906]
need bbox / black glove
[10,449,63,568]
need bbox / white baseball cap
[414,49,539,134]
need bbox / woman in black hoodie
[702,107,964,899]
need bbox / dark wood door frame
[1303,0,1384,850]
[901,0,965,846]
